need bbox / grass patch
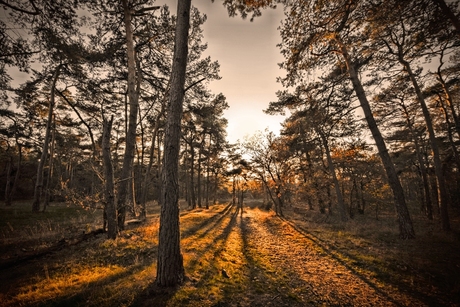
[1,200,459,306]
[284,205,460,306]
[0,202,103,241]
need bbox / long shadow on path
[272,215,442,306]
[229,211,316,307]
[133,204,240,306]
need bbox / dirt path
[2,203,457,306]
[239,208,423,306]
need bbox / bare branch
[0,0,40,15]
[184,77,206,93]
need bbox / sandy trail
[238,208,425,306]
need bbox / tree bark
[43,115,56,212]
[317,129,347,221]
[339,43,415,239]
[400,103,433,220]
[140,113,163,219]
[156,0,190,287]
[189,143,197,208]
[118,0,140,230]
[197,142,203,208]
[5,157,13,206]
[438,94,460,174]
[102,116,117,240]
[205,134,211,209]
[436,65,460,141]
[401,60,450,231]
[32,64,61,212]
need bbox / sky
[157,0,287,144]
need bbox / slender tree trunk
[401,60,450,231]
[400,103,433,220]
[437,69,460,141]
[184,142,191,207]
[438,94,460,173]
[359,180,366,214]
[232,175,237,206]
[205,135,211,209]
[32,65,61,212]
[103,116,117,240]
[239,181,244,216]
[197,144,203,208]
[118,0,140,230]
[267,169,284,217]
[189,144,197,208]
[213,169,218,205]
[157,129,162,179]
[317,129,347,221]
[5,143,21,206]
[5,157,13,206]
[43,115,56,212]
[130,167,137,215]
[339,44,415,239]
[140,105,165,218]
[156,0,190,287]
[140,122,160,218]
[259,174,277,211]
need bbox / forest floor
[0,200,460,306]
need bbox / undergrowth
[1,200,459,306]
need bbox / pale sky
[157,0,287,144]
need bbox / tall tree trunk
[438,94,460,172]
[213,168,218,205]
[184,142,191,207]
[157,129,163,179]
[43,115,56,212]
[140,120,161,219]
[189,144,197,208]
[259,174,277,211]
[118,0,140,230]
[32,64,61,212]
[401,59,450,231]
[156,0,190,287]
[140,104,165,218]
[102,116,117,240]
[205,135,211,209]
[339,44,415,239]
[197,142,202,208]
[317,129,347,221]
[400,103,433,220]
[5,156,13,206]
[232,174,237,206]
[5,143,21,206]
[436,66,460,140]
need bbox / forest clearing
[1,200,459,307]
[2,0,460,305]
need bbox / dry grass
[1,200,459,306]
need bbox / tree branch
[184,77,206,93]
[0,0,40,15]
[133,6,161,16]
